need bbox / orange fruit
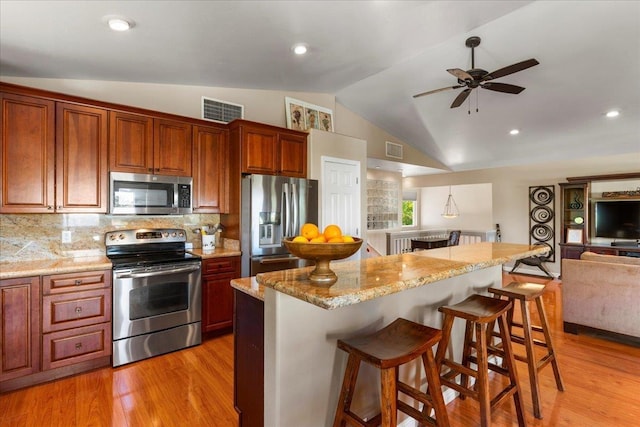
[327,236,343,243]
[342,235,355,243]
[310,235,327,243]
[292,235,308,243]
[301,223,320,240]
[323,224,342,241]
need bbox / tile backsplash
[0,213,222,262]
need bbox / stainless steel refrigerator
[241,174,318,277]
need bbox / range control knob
[119,234,125,240]
[171,232,177,237]
[178,232,184,238]
[109,235,116,241]
[163,232,169,237]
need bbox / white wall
[420,184,492,231]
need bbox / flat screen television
[594,200,640,240]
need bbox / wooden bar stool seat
[333,318,450,427]
[488,282,564,419]
[436,294,526,427]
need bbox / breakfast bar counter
[231,242,548,427]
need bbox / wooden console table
[410,237,449,251]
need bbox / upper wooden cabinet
[56,103,108,212]
[1,93,108,213]
[230,120,307,178]
[109,112,192,176]
[192,125,229,213]
[0,92,55,213]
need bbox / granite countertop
[231,242,548,309]
[0,247,242,280]
[188,248,241,259]
[0,256,113,280]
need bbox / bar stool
[488,282,564,419]
[435,294,526,427]
[333,318,450,427]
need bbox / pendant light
[442,186,460,219]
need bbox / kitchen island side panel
[263,265,502,427]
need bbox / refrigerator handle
[282,182,290,238]
[291,182,299,237]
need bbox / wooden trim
[566,172,640,182]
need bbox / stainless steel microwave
[109,172,193,215]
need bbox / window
[402,190,418,227]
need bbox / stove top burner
[105,228,200,269]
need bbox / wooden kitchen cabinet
[202,257,240,334]
[0,276,41,383]
[40,270,112,371]
[0,92,55,213]
[109,112,192,176]
[0,92,108,213]
[56,102,108,212]
[192,124,229,213]
[230,120,307,177]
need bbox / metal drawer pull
[75,306,82,313]
[75,279,83,285]
[75,343,82,350]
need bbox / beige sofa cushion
[580,251,640,266]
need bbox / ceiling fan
[413,36,539,110]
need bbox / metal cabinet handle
[47,206,53,210]
[75,343,82,350]
[75,279,82,286]
[75,306,82,313]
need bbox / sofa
[562,251,640,340]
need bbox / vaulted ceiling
[1,1,638,175]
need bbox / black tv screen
[594,200,640,240]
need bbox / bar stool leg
[380,367,397,427]
[536,297,565,392]
[459,320,475,398]
[475,322,491,427]
[520,298,543,419]
[333,354,360,427]
[498,313,527,427]
[421,350,451,427]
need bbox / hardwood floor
[1,272,639,426]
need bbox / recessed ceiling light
[606,110,620,118]
[108,18,133,31]
[509,129,520,135]
[292,43,308,55]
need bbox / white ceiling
[1,1,639,176]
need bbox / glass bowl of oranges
[283,223,363,284]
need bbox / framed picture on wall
[566,228,583,244]
[285,97,333,132]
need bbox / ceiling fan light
[510,129,520,135]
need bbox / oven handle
[115,264,200,279]
[259,256,300,264]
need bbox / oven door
[113,262,201,341]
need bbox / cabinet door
[154,119,192,176]
[202,257,240,333]
[0,92,55,213]
[56,103,108,212]
[240,125,278,175]
[109,111,154,174]
[193,125,228,213]
[278,132,307,178]
[0,277,40,381]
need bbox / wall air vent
[385,141,403,160]
[201,96,244,123]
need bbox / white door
[321,156,361,240]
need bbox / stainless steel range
[105,228,201,367]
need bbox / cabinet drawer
[42,323,111,370]
[43,288,111,333]
[43,269,111,294]
[203,258,239,275]
[588,248,617,255]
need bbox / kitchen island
[231,242,548,427]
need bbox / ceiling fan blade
[447,68,473,81]
[450,88,472,108]
[481,82,525,94]
[413,85,464,99]
[482,58,539,81]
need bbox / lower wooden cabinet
[0,269,112,392]
[0,276,40,382]
[202,257,240,334]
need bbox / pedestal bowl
[283,237,363,284]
